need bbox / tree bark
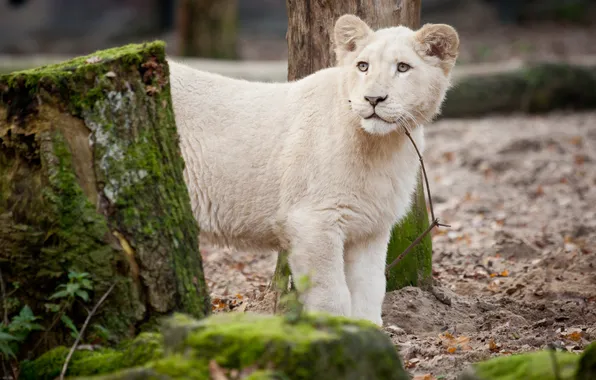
[287,0,421,81]
[177,0,238,59]
[0,42,210,357]
[279,0,431,296]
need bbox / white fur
[169,15,459,326]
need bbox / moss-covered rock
[152,312,407,380]
[0,41,210,358]
[458,349,582,380]
[576,341,596,380]
[24,312,409,380]
[20,333,164,380]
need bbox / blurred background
[1,0,596,66]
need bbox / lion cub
[169,15,459,326]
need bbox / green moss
[442,63,596,118]
[1,41,166,116]
[386,173,432,290]
[71,312,407,380]
[577,341,596,380]
[464,350,580,380]
[1,40,208,359]
[150,312,407,380]
[20,332,164,380]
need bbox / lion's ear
[415,23,459,71]
[333,14,374,64]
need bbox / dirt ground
[199,111,596,379]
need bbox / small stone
[533,318,548,328]
[387,325,407,335]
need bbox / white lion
[169,15,459,326]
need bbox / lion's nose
[364,95,388,106]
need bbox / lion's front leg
[344,231,391,326]
[285,210,351,317]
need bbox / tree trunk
[278,0,431,297]
[0,42,210,358]
[177,0,238,59]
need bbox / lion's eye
[357,62,369,72]
[397,62,411,73]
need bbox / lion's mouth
[364,113,391,123]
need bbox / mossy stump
[0,41,210,358]
[22,312,409,380]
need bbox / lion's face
[334,15,460,135]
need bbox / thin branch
[403,125,436,221]
[0,268,8,325]
[59,282,116,380]
[385,124,450,272]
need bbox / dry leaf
[564,331,583,342]
[413,374,436,380]
[209,360,228,380]
[146,85,159,95]
[447,346,457,354]
[500,270,509,277]
[488,339,500,352]
[569,136,583,146]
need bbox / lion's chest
[344,160,419,239]
[307,137,422,241]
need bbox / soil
[199,111,596,379]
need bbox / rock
[576,341,596,380]
[21,312,410,380]
[457,348,580,380]
[20,333,163,380]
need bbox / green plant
[0,305,44,358]
[49,271,93,303]
[46,270,94,338]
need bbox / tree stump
[0,42,210,358]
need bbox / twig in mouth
[385,124,450,273]
[60,282,116,380]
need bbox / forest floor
[199,111,596,379]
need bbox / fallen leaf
[413,374,436,380]
[574,154,586,166]
[447,346,457,354]
[500,270,509,277]
[209,360,228,380]
[488,339,500,352]
[569,136,583,146]
[146,85,159,95]
[563,330,583,342]
[443,151,455,162]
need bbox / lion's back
[168,60,294,250]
